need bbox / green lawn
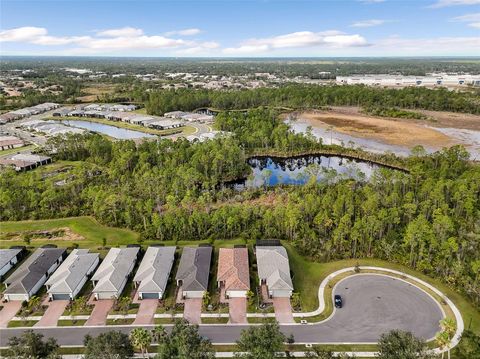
[0,216,139,250]
[7,320,38,328]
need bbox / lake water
[231,155,387,189]
[56,120,156,139]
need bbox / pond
[230,155,389,190]
[56,120,156,140]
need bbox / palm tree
[130,327,152,358]
[151,325,166,343]
[436,331,449,359]
[439,318,456,359]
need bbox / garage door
[97,292,116,300]
[141,292,159,299]
[52,293,71,300]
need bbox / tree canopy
[235,322,286,359]
[155,320,214,359]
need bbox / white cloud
[164,28,201,36]
[96,27,144,37]
[429,0,480,8]
[351,19,387,27]
[451,12,480,28]
[0,26,203,54]
[174,41,220,55]
[223,31,368,54]
[0,26,47,42]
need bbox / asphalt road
[0,275,443,346]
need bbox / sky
[0,0,479,57]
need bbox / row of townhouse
[0,103,60,124]
[1,244,293,303]
[0,153,52,171]
[164,111,214,122]
[53,107,185,131]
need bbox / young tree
[437,318,456,359]
[6,330,60,358]
[155,319,214,359]
[234,321,286,359]
[84,331,134,359]
[377,330,433,359]
[151,325,167,343]
[130,327,152,358]
[116,296,131,315]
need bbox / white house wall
[226,290,247,298]
[183,290,204,299]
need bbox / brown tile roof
[217,248,250,291]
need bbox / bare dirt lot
[294,106,480,150]
[2,227,85,242]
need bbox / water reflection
[232,155,382,189]
[55,120,156,140]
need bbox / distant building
[164,111,188,119]
[0,136,24,151]
[0,153,52,171]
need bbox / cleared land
[295,106,480,151]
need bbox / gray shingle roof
[45,249,99,294]
[175,247,212,292]
[133,246,176,294]
[91,247,139,293]
[0,249,22,270]
[256,246,293,291]
[4,248,66,295]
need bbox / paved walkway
[35,300,69,327]
[183,298,202,324]
[85,299,114,326]
[228,298,247,324]
[133,299,158,325]
[273,297,294,323]
[0,301,22,328]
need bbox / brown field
[295,106,480,149]
[2,227,85,242]
[77,84,116,103]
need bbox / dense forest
[0,109,479,307]
[144,85,480,115]
[2,57,479,77]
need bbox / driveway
[0,301,22,328]
[273,297,294,323]
[228,297,247,324]
[35,300,69,327]
[133,299,158,325]
[183,298,202,324]
[85,299,114,326]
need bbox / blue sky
[1,0,479,57]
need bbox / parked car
[334,294,343,308]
